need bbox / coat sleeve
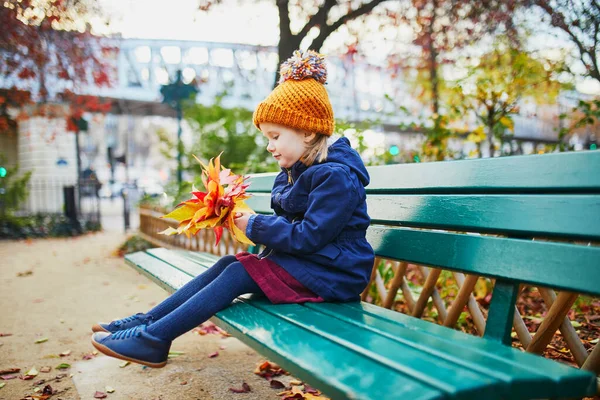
[247,166,360,254]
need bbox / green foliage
[184,92,278,176]
[117,235,155,257]
[449,38,569,157]
[0,213,101,239]
[558,99,600,151]
[0,154,32,217]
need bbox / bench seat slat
[341,302,598,396]
[247,194,600,240]
[305,302,596,398]
[368,226,600,296]
[125,252,191,293]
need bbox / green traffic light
[389,145,399,156]
[0,167,6,178]
[591,143,597,150]
[413,155,421,163]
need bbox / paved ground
[0,201,288,400]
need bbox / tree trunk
[487,113,496,157]
[427,0,440,116]
[275,36,302,88]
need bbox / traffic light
[587,134,597,150]
[413,154,421,163]
[389,145,400,156]
[0,166,6,178]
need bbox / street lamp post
[160,70,198,187]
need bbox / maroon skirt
[236,252,324,304]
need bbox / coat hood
[323,137,370,187]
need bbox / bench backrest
[245,151,600,343]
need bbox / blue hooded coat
[246,137,375,302]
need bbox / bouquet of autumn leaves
[159,154,255,246]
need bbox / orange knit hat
[253,50,334,135]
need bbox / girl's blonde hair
[301,133,329,166]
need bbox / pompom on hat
[253,50,334,135]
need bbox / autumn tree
[0,0,114,134]
[532,0,600,84]
[449,38,567,157]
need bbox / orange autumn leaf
[159,153,255,246]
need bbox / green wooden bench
[126,150,600,400]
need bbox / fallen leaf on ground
[0,368,20,375]
[270,379,286,389]
[0,383,5,389]
[254,360,287,378]
[55,363,70,370]
[289,380,303,386]
[180,381,187,385]
[35,337,48,344]
[208,351,219,358]
[59,350,71,357]
[219,345,226,350]
[193,322,231,337]
[42,385,54,395]
[94,391,107,398]
[0,375,17,380]
[229,382,251,393]
[119,361,130,368]
[39,367,51,373]
[304,384,320,395]
[0,333,12,337]
[105,386,115,393]
[25,367,39,377]
[167,351,185,358]
[82,353,95,360]
[17,270,33,277]
[33,299,44,303]
[43,354,59,359]
[34,379,46,385]
[20,374,35,380]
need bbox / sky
[93,0,279,46]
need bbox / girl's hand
[233,212,251,233]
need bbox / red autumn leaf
[94,391,107,398]
[229,382,251,393]
[303,384,320,394]
[0,368,20,375]
[1,374,17,380]
[208,351,219,358]
[0,333,13,337]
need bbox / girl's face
[260,122,315,168]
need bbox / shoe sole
[91,336,167,368]
[91,324,109,333]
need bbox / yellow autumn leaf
[162,205,196,222]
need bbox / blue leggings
[145,255,263,341]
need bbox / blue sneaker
[92,313,152,333]
[91,325,170,368]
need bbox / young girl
[91,50,375,368]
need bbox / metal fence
[17,178,101,225]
